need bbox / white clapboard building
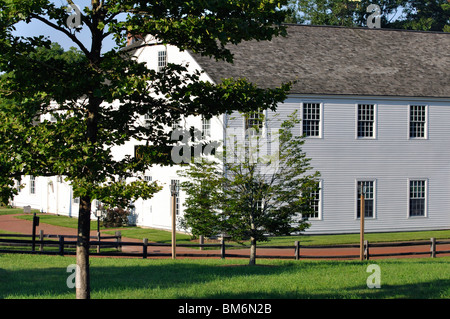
[12,24,450,234]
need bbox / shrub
[100,207,130,228]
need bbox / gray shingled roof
[190,24,450,98]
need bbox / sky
[12,0,119,53]
[11,1,408,54]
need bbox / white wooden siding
[10,40,450,235]
[245,96,450,234]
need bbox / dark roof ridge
[281,23,450,35]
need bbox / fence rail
[1,231,449,260]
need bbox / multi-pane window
[144,176,152,182]
[409,180,426,217]
[357,181,374,218]
[171,179,180,215]
[143,113,151,127]
[157,50,167,72]
[202,117,211,138]
[172,121,181,130]
[308,183,321,219]
[245,110,264,136]
[302,103,321,137]
[30,176,36,194]
[357,104,375,138]
[410,105,426,138]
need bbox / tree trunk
[249,236,257,265]
[76,196,91,299]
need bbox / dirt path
[1,213,449,260]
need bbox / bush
[100,207,130,228]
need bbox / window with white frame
[202,117,211,138]
[302,102,321,137]
[143,113,151,127]
[157,50,167,72]
[171,121,181,130]
[308,181,321,219]
[357,104,375,138]
[409,180,426,217]
[409,105,427,138]
[245,110,264,136]
[357,180,374,218]
[144,175,152,182]
[30,176,36,194]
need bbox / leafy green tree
[397,0,450,32]
[179,111,320,265]
[0,0,292,298]
[286,0,450,32]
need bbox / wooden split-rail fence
[1,231,450,260]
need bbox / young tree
[179,111,320,265]
[0,0,292,298]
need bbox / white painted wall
[11,40,450,235]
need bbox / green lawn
[0,207,39,215]
[15,213,101,231]
[0,254,448,299]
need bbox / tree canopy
[0,0,293,298]
[286,0,450,32]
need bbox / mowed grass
[0,254,449,299]
[0,207,38,215]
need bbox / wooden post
[430,237,436,258]
[39,230,44,252]
[115,231,122,252]
[295,241,300,261]
[143,238,148,259]
[221,237,226,259]
[360,188,365,261]
[364,240,369,260]
[171,193,176,260]
[97,232,101,253]
[59,235,64,256]
[199,235,204,251]
[31,212,37,252]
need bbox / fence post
[59,236,64,256]
[115,231,122,252]
[221,237,226,259]
[143,238,148,259]
[295,241,300,261]
[39,230,44,252]
[364,240,369,260]
[97,231,101,254]
[430,237,436,258]
[199,235,204,251]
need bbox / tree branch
[29,13,90,58]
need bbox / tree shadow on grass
[0,259,300,299]
[0,257,449,299]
